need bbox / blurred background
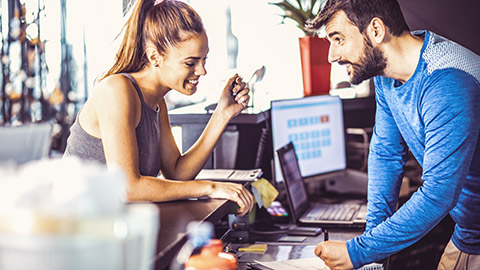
[0,1,477,269]
[1,0,478,155]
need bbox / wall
[399,0,480,55]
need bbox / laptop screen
[271,95,346,183]
[276,143,309,220]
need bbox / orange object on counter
[185,239,237,270]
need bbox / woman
[64,0,254,216]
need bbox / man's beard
[340,36,387,85]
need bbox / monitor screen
[271,95,346,182]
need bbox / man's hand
[315,240,354,270]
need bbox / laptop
[276,142,367,227]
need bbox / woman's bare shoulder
[86,74,142,129]
[94,74,134,94]
[91,74,140,106]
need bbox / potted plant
[270,0,331,96]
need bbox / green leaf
[295,0,303,11]
[269,0,326,35]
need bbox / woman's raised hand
[216,74,250,119]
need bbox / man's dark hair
[307,0,410,36]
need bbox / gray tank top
[64,73,161,177]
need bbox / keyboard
[305,204,361,221]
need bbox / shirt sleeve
[364,78,409,233]
[347,70,480,268]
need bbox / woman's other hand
[208,181,255,216]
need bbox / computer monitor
[271,95,346,183]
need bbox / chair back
[0,122,53,164]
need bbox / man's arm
[366,79,409,232]
[315,78,409,269]
[347,70,480,268]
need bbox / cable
[254,127,269,168]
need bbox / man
[306,0,480,269]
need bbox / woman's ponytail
[100,0,204,81]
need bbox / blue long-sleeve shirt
[346,31,480,268]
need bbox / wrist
[346,238,361,269]
[198,180,217,197]
[211,109,232,125]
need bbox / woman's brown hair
[100,0,204,80]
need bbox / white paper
[195,169,261,181]
[256,257,330,270]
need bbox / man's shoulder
[422,31,480,83]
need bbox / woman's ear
[367,17,386,45]
[145,47,162,67]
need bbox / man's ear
[367,17,386,45]
[145,47,162,67]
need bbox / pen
[324,229,329,242]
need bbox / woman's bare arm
[89,75,253,215]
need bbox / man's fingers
[315,243,324,257]
[313,241,353,270]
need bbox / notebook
[276,142,367,227]
[195,169,262,182]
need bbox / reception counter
[151,198,235,270]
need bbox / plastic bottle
[185,239,237,270]
[170,221,237,270]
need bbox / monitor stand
[305,169,368,195]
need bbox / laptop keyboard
[306,204,361,221]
